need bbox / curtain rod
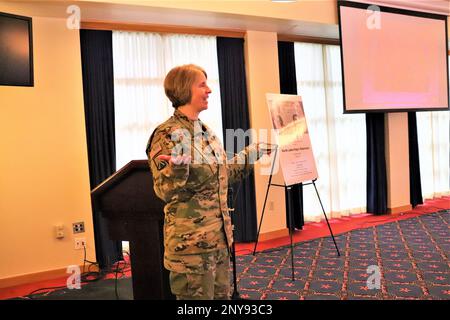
[80,21,341,45]
[80,21,245,38]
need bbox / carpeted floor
[14,278,134,300]
[234,209,449,300]
[5,208,449,300]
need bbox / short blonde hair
[164,64,208,108]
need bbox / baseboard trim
[0,264,97,289]
[388,204,413,214]
[259,228,290,242]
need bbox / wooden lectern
[91,160,174,300]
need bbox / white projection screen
[338,1,449,113]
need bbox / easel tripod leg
[253,148,278,255]
[252,179,272,255]
[312,180,341,256]
[286,186,295,281]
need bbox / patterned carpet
[234,210,450,300]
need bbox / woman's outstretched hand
[258,143,278,156]
[157,154,191,165]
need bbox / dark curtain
[408,112,423,207]
[366,113,388,214]
[217,37,257,242]
[278,41,304,230]
[80,30,122,268]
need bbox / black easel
[252,148,341,281]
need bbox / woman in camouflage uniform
[146,64,273,300]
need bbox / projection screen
[338,1,449,113]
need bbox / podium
[91,160,174,300]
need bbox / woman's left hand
[258,143,277,156]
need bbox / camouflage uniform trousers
[169,248,231,300]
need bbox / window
[416,58,450,199]
[294,43,367,221]
[112,31,223,169]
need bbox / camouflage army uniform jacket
[146,109,263,273]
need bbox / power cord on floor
[114,259,120,300]
[26,285,70,298]
[25,246,96,299]
[80,244,102,283]
[24,245,131,300]
[111,250,131,300]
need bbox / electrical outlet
[72,222,85,234]
[269,201,274,211]
[55,224,65,239]
[74,237,86,250]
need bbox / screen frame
[337,1,449,114]
[0,11,34,87]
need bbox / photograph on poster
[266,93,318,186]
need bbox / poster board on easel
[266,93,318,186]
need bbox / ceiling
[12,0,450,40]
[357,0,450,15]
[9,1,339,38]
[79,1,340,38]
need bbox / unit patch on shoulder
[150,142,168,171]
[154,159,168,171]
[150,143,162,159]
